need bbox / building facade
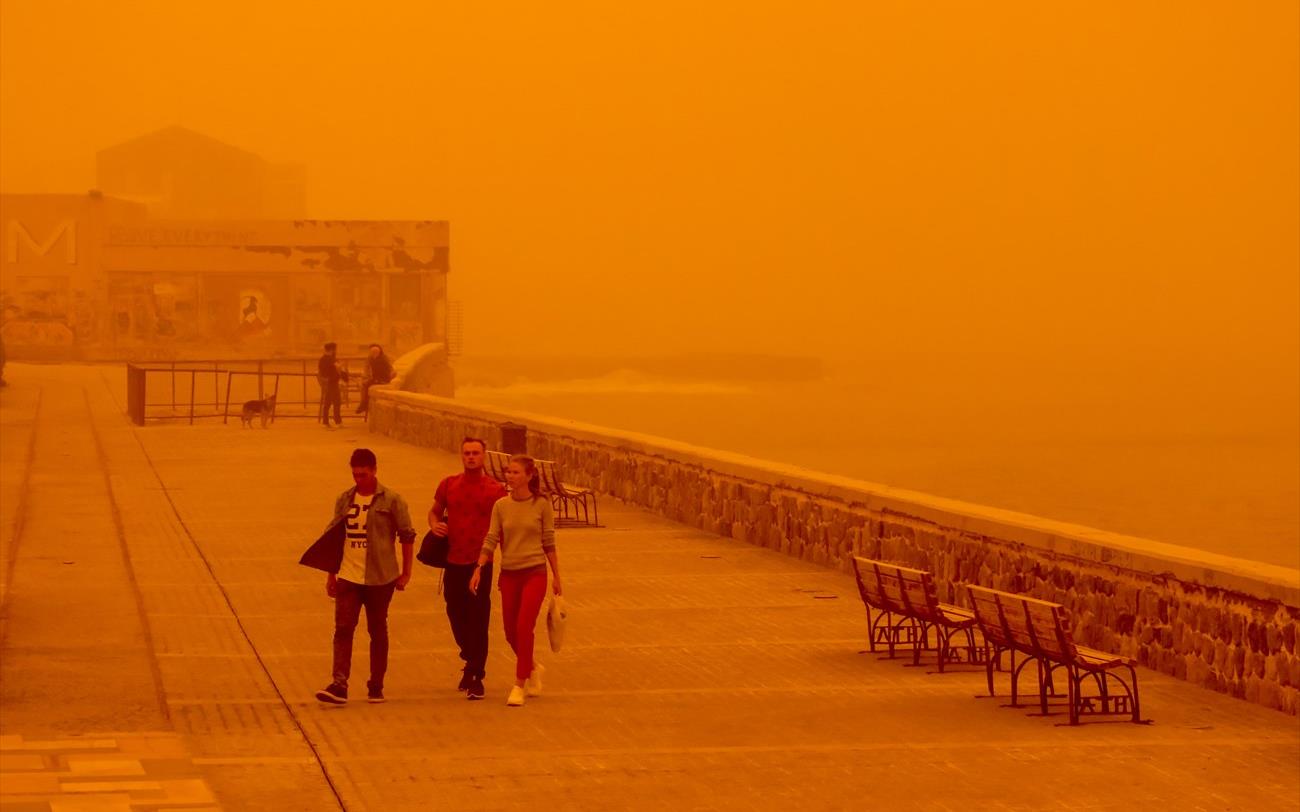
[96,126,307,219]
[1,192,450,362]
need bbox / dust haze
[3,1,1297,562]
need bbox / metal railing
[125,357,368,425]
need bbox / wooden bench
[850,557,983,672]
[484,450,511,485]
[484,451,599,527]
[966,584,1146,725]
[537,458,599,527]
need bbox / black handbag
[416,530,449,568]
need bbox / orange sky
[2,0,1297,367]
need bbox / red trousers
[498,565,548,681]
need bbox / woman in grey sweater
[470,455,562,706]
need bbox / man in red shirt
[428,437,507,700]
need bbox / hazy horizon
[3,1,1297,367]
[4,1,1296,565]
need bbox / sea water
[458,357,1300,569]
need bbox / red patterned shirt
[434,472,508,565]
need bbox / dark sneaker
[466,677,485,701]
[457,671,474,692]
[367,684,385,704]
[315,683,347,705]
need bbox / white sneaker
[506,685,526,706]
[526,663,545,697]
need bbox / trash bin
[500,421,528,455]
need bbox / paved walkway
[1,364,1298,811]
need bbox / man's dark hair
[324,341,337,351]
[350,448,377,468]
[461,437,487,451]
[369,343,383,351]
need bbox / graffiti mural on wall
[0,319,75,346]
[107,274,202,346]
[237,289,271,339]
[0,275,75,347]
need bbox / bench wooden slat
[1075,646,1135,667]
[937,604,974,621]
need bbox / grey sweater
[481,494,556,571]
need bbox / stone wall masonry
[369,386,1300,715]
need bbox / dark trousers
[319,381,341,425]
[332,579,396,690]
[443,562,492,679]
[358,380,375,414]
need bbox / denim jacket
[300,482,416,585]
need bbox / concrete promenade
[1,364,1298,811]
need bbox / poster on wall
[237,289,271,339]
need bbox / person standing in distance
[470,455,561,707]
[317,342,347,429]
[428,438,506,700]
[356,343,394,416]
[313,448,416,705]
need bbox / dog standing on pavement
[240,394,277,428]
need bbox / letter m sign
[6,219,77,264]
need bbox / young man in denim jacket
[302,448,416,704]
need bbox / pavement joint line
[85,387,172,723]
[154,653,259,658]
[0,385,43,634]
[165,699,286,706]
[190,756,320,766]
[272,686,940,700]
[125,419,349,812]
[247,638,868,657]
[297,737,1298,760]
[148,611,447,619]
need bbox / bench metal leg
[1037,660,1051,716]
[906,621,932,667]
[863,607,894,654]
[983,646,1001,696]
[1008,653,1048,710]
[1095,670,1110,715]
[1125,665,1143,723]
[930,625,985,674]
[1055,665,1149,726]
[1067,665,1081,725]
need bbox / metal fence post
[223,372,233,425]
[126,364,146,426]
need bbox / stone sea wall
[386,341,453,397]
[369,386,1300,715]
